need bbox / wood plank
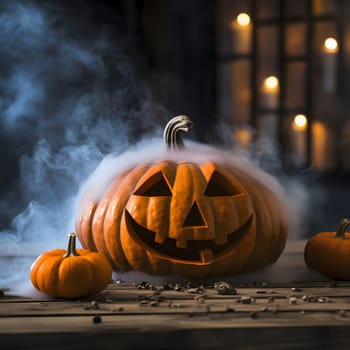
[2,239,350,350]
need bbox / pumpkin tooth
[200,249,213,263]
[154,233,165,244]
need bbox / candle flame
[263,76,279,91]
[324,37,338,53]
[294,114,307,130]
[236,13,250,26]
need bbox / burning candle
[231,12,251,53]
[292,114,308,164]
[323,37,338,92]
[294,114,307,129]
[312,121,334,170]
[262,76,279,109]
[258,76,279,155]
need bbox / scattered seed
[289,297,297,305]
[172,303,183,308]
[187,286,204,294]
[241,297,252,304]
[137,281,154,290]
[83,301,99,310]
[174,284,183,292]
[305,295,318,303]
[194,296,206,303]
[339,310,346,317]
[92,315,102,324]
[250,311,258,319]
[224,305,235,313]
[114,279,125,285]
[214,282,237,295]
[90,301,99,310]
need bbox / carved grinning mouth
[124,210,253,264]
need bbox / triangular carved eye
[134,171,172,196]
[204,170,241,196]
[183,201,207,228]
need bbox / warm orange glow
[234,127,252,146]
[294,114,308,130]
[263,76,279,91]
[236,13,250,26]
[324,37,338,53]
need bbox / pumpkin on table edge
[304,218,350,280]
[76,115,288,279]
[30,233,112,299]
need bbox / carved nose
[183,201,206,228]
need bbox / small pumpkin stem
[63,233,80,257]
[335,218,350,239]
[163,115,193,150]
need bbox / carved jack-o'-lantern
[76,116,288,278]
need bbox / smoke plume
[0,1,320,296]
[0,0,167,295]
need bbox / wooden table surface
[1,240,350,349]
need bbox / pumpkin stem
[163,115,193,150]
[63,233,80,257]
[335,218,350,239]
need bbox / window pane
[285,23,306,56]
[256,0,279,20]
[285,0,307,17]
[217,61,251,124]
[284,63,306,108]
[312,0,337,15]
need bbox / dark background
[0,0,349,237]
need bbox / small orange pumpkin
[304,218,350,280]
[76,116,288,278]
[30,233,112,299]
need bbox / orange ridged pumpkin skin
[76,160,288,279]
[76,116,288,278]
[30,234,112,299]
[304,228,350,280]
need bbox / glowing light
[324,37,338,53]
[294,114,308,129]
[263,76,279,91]
[236,13,250,26]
